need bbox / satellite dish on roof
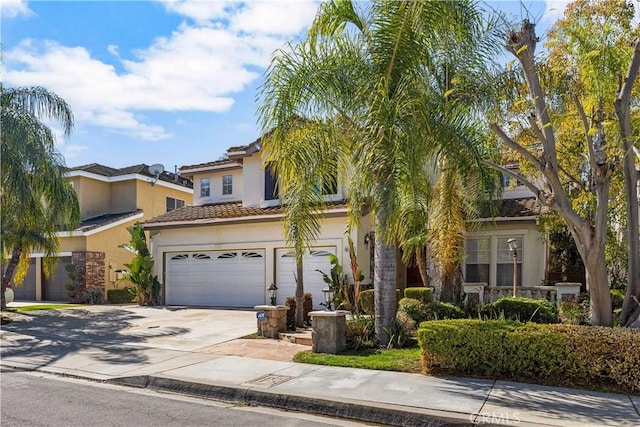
[148,163,165,186]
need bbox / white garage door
[165,250,265,307]
[275,246,336,309]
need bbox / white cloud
[542,1,569,23]
[3,1,320,141]
[0,0,32,18]
[230,1,319,35]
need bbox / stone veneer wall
[72,251,105,289]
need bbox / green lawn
[3,304,81,313]
[293,347,423,373]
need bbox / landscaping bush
[417,319,640,394]
[346,313,376,350]
[398,297,427,323]
[558,301,589,325]
[285,297,296,330]
[404,287,433,304]
[107,288,133,304]
[424,301,466,321]
[360,289,375,315]
[480,297,557,324]
[384,311,417,349]
[303,293,313,325]
[84,286,104,304]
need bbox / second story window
[200,178,211,198]
[264,164,279,201]
[166,197,185,212]
[222,175,232,195]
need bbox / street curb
[109,375,480,426]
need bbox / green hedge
[398,298,427,323]
[417,319,640,394]
[107,288,133,304]
[426,301,466,320]
[404,287,433,304]
[480,297,557,324]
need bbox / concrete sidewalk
[1,306,638,426]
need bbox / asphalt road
[0,369,375,427]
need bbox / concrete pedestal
[555,283,581,303]
[254,305,289,339]
[309,310,348,354]
[463,283,486,305]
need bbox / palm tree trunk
[374,213,397,346]
[295,258,304,328]
[416,249,429,288]
[1,245,23,311]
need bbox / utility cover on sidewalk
[245,374,295,387]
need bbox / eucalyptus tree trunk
[494,20,613,326]
[295,257,305,328]
[373,212,397,346]
[1,246,22,311]
[614,37,640,327]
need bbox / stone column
[309,310,348,354]
[555,282,581,303]
[254,305,289,339]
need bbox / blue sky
[2,0,567,170]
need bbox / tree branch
[489,122,542,170]
[573,94,598,174]
[481,160,548,205]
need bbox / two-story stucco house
[143,139,561,309]
[143,139,376,309]
[12,163,193,302]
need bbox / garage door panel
[165,250,265,307]
[275,247,336,309]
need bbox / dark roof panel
[144,201,348,225]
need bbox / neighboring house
[12,163,193,301]
[143,140,377,309]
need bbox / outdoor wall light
[267,283,278,306]
[322,287,335,311]
[364,232,373,246]
[507,238,518,297]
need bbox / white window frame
[464,232,525,287]
[222,175,232,195]
[200,178,211,198]
[166,196,185,212]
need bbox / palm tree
[1,85,80,309]
[259,0,502,344]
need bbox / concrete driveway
[1,305,258,352]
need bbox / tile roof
[66,163,192,188]
[59,210,143,233]
[144,201,348,225]
[482,197,548,219]
[179,159,242,173]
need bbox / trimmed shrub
[417,319,640,394]
[398,297,427,323]
[481,297,557,324]
[360,289,375,315]
[346,314,376,350]
[404,287,433,304]
[385,311,417,349]
[107,288,133,304]
[425,301,466,321]
[285,297,296,330]
[85,286,104,304]
[303,293,313,325]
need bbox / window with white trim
[465,236,523,287]
[496,237,522,286]
[465,238,490,284]
[222,175,232,195]
[166,197,185,212]
[200,178,211,198]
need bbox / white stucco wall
[149,212,374,297]
[463,220,546,287]
[191,168,243,205]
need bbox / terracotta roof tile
[179,159,242,172]
[66,163,192,188]
[492,197,548,218]
[144,201,348,225]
